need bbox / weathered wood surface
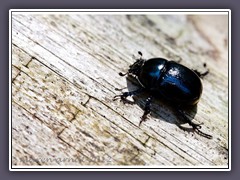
[11,13,229,167]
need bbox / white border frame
[9,9,231,171]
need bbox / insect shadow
[115,75,205,138]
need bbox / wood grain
[11,12,229,167]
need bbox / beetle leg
[139,96,153,126]
[113,88,144,103]
[115,87,127,91]
[193,69,209,78]
[193,63,209,78]
[176,108,212,139]
[177,109,202,128]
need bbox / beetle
[114,51,212,139]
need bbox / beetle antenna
[119,72,128,76]
[138,51,142,56]
[138,51,143,59]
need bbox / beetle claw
[190,122,212,139]
[113,94,126,101]
[113,94,135,105]
[194,128,213,139]
[113,95,121,101]
[194,123,203,129]
[139,115,148,126]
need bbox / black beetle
[114,51,212,139]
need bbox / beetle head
[128,58,145,76]
[119,52,145,77]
